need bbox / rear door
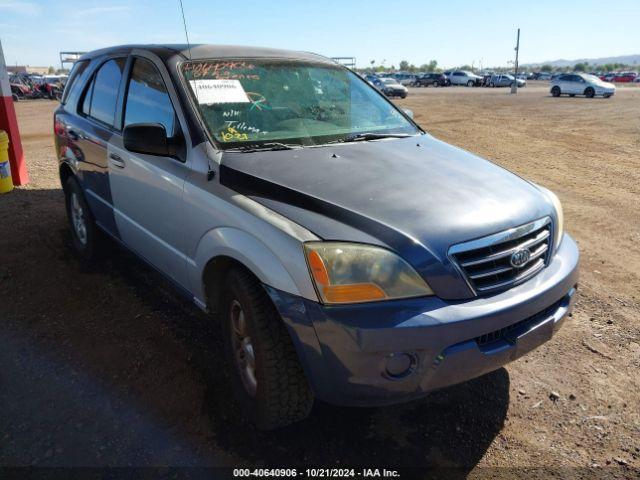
[66,56,127,236]
[107,53,191,289]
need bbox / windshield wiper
[225,142,303,153]
[329,133,412,144]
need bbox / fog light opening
[384,353,417,379]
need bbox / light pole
[511,28,520,94]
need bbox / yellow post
[0,129,13,193]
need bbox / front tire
[220,268,313,430]
[64,176,101,260]
[467,80,474,87]
[551,86,561,97]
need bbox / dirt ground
[1,83,639,476]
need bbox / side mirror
[402,108,414,119]
[123,123,177,157]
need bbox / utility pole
[511,28,520,94]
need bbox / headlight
[304,242,434,304]
[547,190,564,251]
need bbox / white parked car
[448,70,482,87]
[550,73,615,98]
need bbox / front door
[107,55,190,289]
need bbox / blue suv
[54,45,579,429]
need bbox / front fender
[189,226,304,305]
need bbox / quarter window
[82,58,126,127]
[123,58,176,136]
[61,60,89,104]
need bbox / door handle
[109,153,126,168]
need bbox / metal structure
[331,57,356,68]
[511,28,520,94]
[59,51,86,71]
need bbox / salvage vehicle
[54,45,579,429]
[489,74,526,88]
[448,70,482,86]
[550,73,615,98]
[371,76,408,98]
[414,73,448,87]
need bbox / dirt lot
[1,84,639,475]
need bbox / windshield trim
[177,57,424,151]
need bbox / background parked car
[393,72,417,86]
[599,73,616,82]
[550,73,615,98]
[610,72,637,83]
[371,77,408,98]
[448,70,482,86]
[489,74,526,88]
[414,73,447,87]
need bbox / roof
[79,44,332,64]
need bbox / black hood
[220,134,555,299]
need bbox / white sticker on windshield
[189,79,250,104]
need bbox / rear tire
[551,86,561,97]
[433,81,438,87]
[64,176,102,260]
[585,87,595,98]
[220,267,314,430]
[467,80,474,87]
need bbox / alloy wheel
[70,193,87,245]
[230,299,258,397]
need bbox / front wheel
[467,80,474,87]
[433,81,439,87]
[551,86,561,97]
[585,87,595,98]
[220,268,314,430]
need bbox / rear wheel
[433,80,439,87]
[220,268,313,430]
[467,80,474,87]
[551,86,561,97]
[64,176,101,260]
[585,87,595,98]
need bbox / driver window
[124,58,177,136]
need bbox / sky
[1,0,639,70]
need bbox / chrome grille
[449,217,553,295]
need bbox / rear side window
[82,58,126,127]
[61,60,89,104]
[123,58,176,136]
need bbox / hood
[220,135,555,299]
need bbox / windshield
[381,78,397,84]
[181,59,418,147]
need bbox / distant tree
[540,64,553,72]
[574,62,588,72]
[47,66,55,74]
[399,60,410,71]
[419,60,438,72]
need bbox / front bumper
[267,234,579,406]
